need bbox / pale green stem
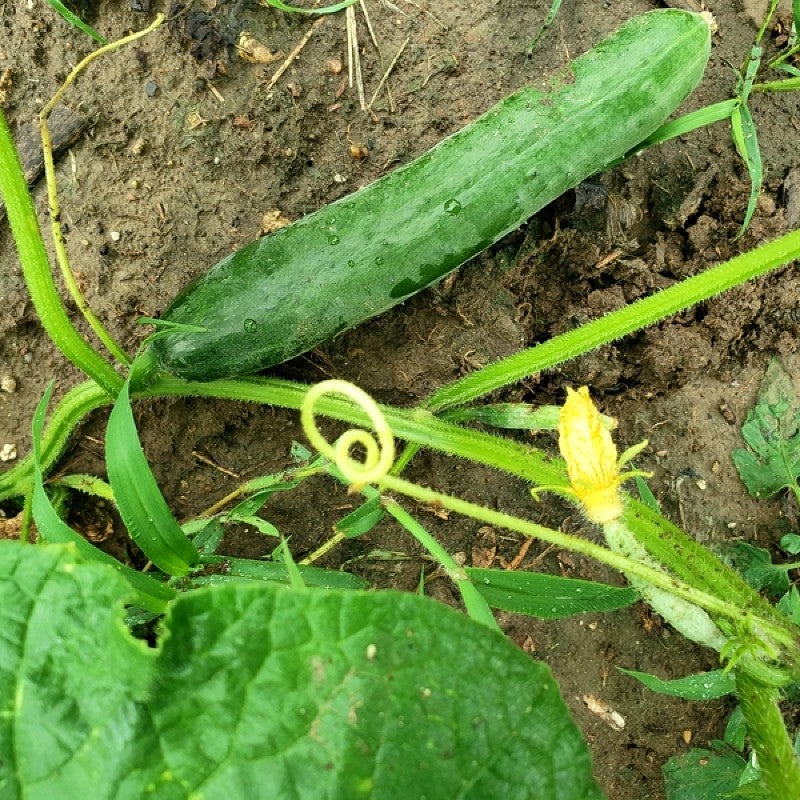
[382,498,500,631]
[0,111,122,396]
[375,472,778,636]
[39,15,164,367]
[736,671,800,798]
[427,227,800,410]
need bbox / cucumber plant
[3,7,800,799]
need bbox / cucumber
[144,10,711,382]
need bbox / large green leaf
[663,744,747,800]
[732,359,800,500]
[1,541,604,800]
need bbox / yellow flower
[558,386,623,525]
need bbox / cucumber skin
[148,10,710,382]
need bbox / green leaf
[730,102,763,238]
[528,0,562,52]
[31,385,174,613]
[467,568,637,618]
[199,555,369,590]
[2,541,604,799]
[663,744,747,800]
[732,359,800,499]
[725,541,791,596]
[619,668,736,700]
[0,542,157,799]
[780,533,800,554]
[44,0,107,43]
[724,706,747,752]
[51,473,115,501]
[106,379,200,575]
[260,0,358,14]
[336,495,385,537]
[777,586,800,625]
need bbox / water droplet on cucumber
[444,198,462,215]
[328,234,341,245]
[243,318,258,333]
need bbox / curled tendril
[300,380,395,488]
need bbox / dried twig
[264,17,325,92]
[368,36,409,111]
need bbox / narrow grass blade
[335,495,384,538]
[467,568,637,618]
[261,0,358,14]
[31,385,174,613]
[200,555,368,589]
[754,74,800,88]
[635,475,660,512]
[528,0,561,53]
[44,0,107,43]
[731,102,763,237]
[106,380,199,575]
[614,100,737,164]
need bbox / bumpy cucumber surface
[146,10,710,382]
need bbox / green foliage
[106,380,200,575]
[0,541,604,800]
[44,0,107,43]
[467,568,637,618]
[31,384,175,613]
[725,541,796,597]
[733,359,800,502]
[619,668,737,700]
[663,744,748,800]
[260,0,358,14]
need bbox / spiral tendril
[300,380,395,488]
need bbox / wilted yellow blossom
[558,386,623,525]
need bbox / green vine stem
[427,227,800,411]
[0,110,122,396]
[3,371,799,659]
[382,498,500,631]
[38,17,166,368]
[297,381,798,673]
[736,671,800,798]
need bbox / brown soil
[1,1,799,797]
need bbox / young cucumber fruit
[144,10,710,382]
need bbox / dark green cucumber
[145,10,710,382]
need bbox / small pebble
[145,80,158,97]
[99,244,109,256]
[110,231,121,242]
[131,137,146,156]
[1,375,16,393]
[326,58,343,74]
[0,443,17,462]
